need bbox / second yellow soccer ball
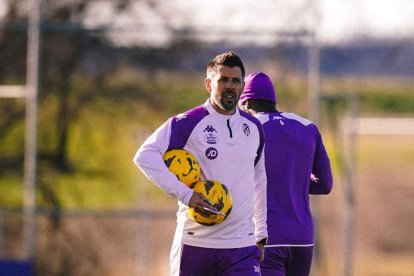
[188,180,233,226]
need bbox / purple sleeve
[167,105,208,150]
[309,126,333,194]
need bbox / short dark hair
[207,51,245,80]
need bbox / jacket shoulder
[239,108,262,126]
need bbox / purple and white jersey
[134,99,267,249]
[255,112,333,246]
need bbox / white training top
[133,99,267,249]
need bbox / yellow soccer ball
[188,180,233,226]
[163,149,201,188]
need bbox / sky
[177,0,414,44]
[320,0,414,43]
[1,0,414,46]
[102,0,414,46]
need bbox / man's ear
[239,101,248,112]
[246,100,251,110]
[205,78,211,92]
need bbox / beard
[216,90,238,111]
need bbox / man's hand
[256,243,265,262]
[188,192,220,216]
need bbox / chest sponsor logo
[204,133,218,144]
[205,147,218,160]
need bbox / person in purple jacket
[239,72,333,276]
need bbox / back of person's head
[207,51,245,79]
[239,72,277,112]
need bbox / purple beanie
[240,72,276,104]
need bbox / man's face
[205,65,244,115]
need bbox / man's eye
[219,78,240,82]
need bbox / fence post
[24,0,41,263]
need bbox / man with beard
[134,51,268,275]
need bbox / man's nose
[225,79,236,89]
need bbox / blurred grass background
[1,70,414,275]
[2,74,412,210]
[1,1,414,275]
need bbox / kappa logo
[254,265,260,273]
[176,113,187,121]
[242,123,250,136]
[203,125,217,133]
[273,115,285,125]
